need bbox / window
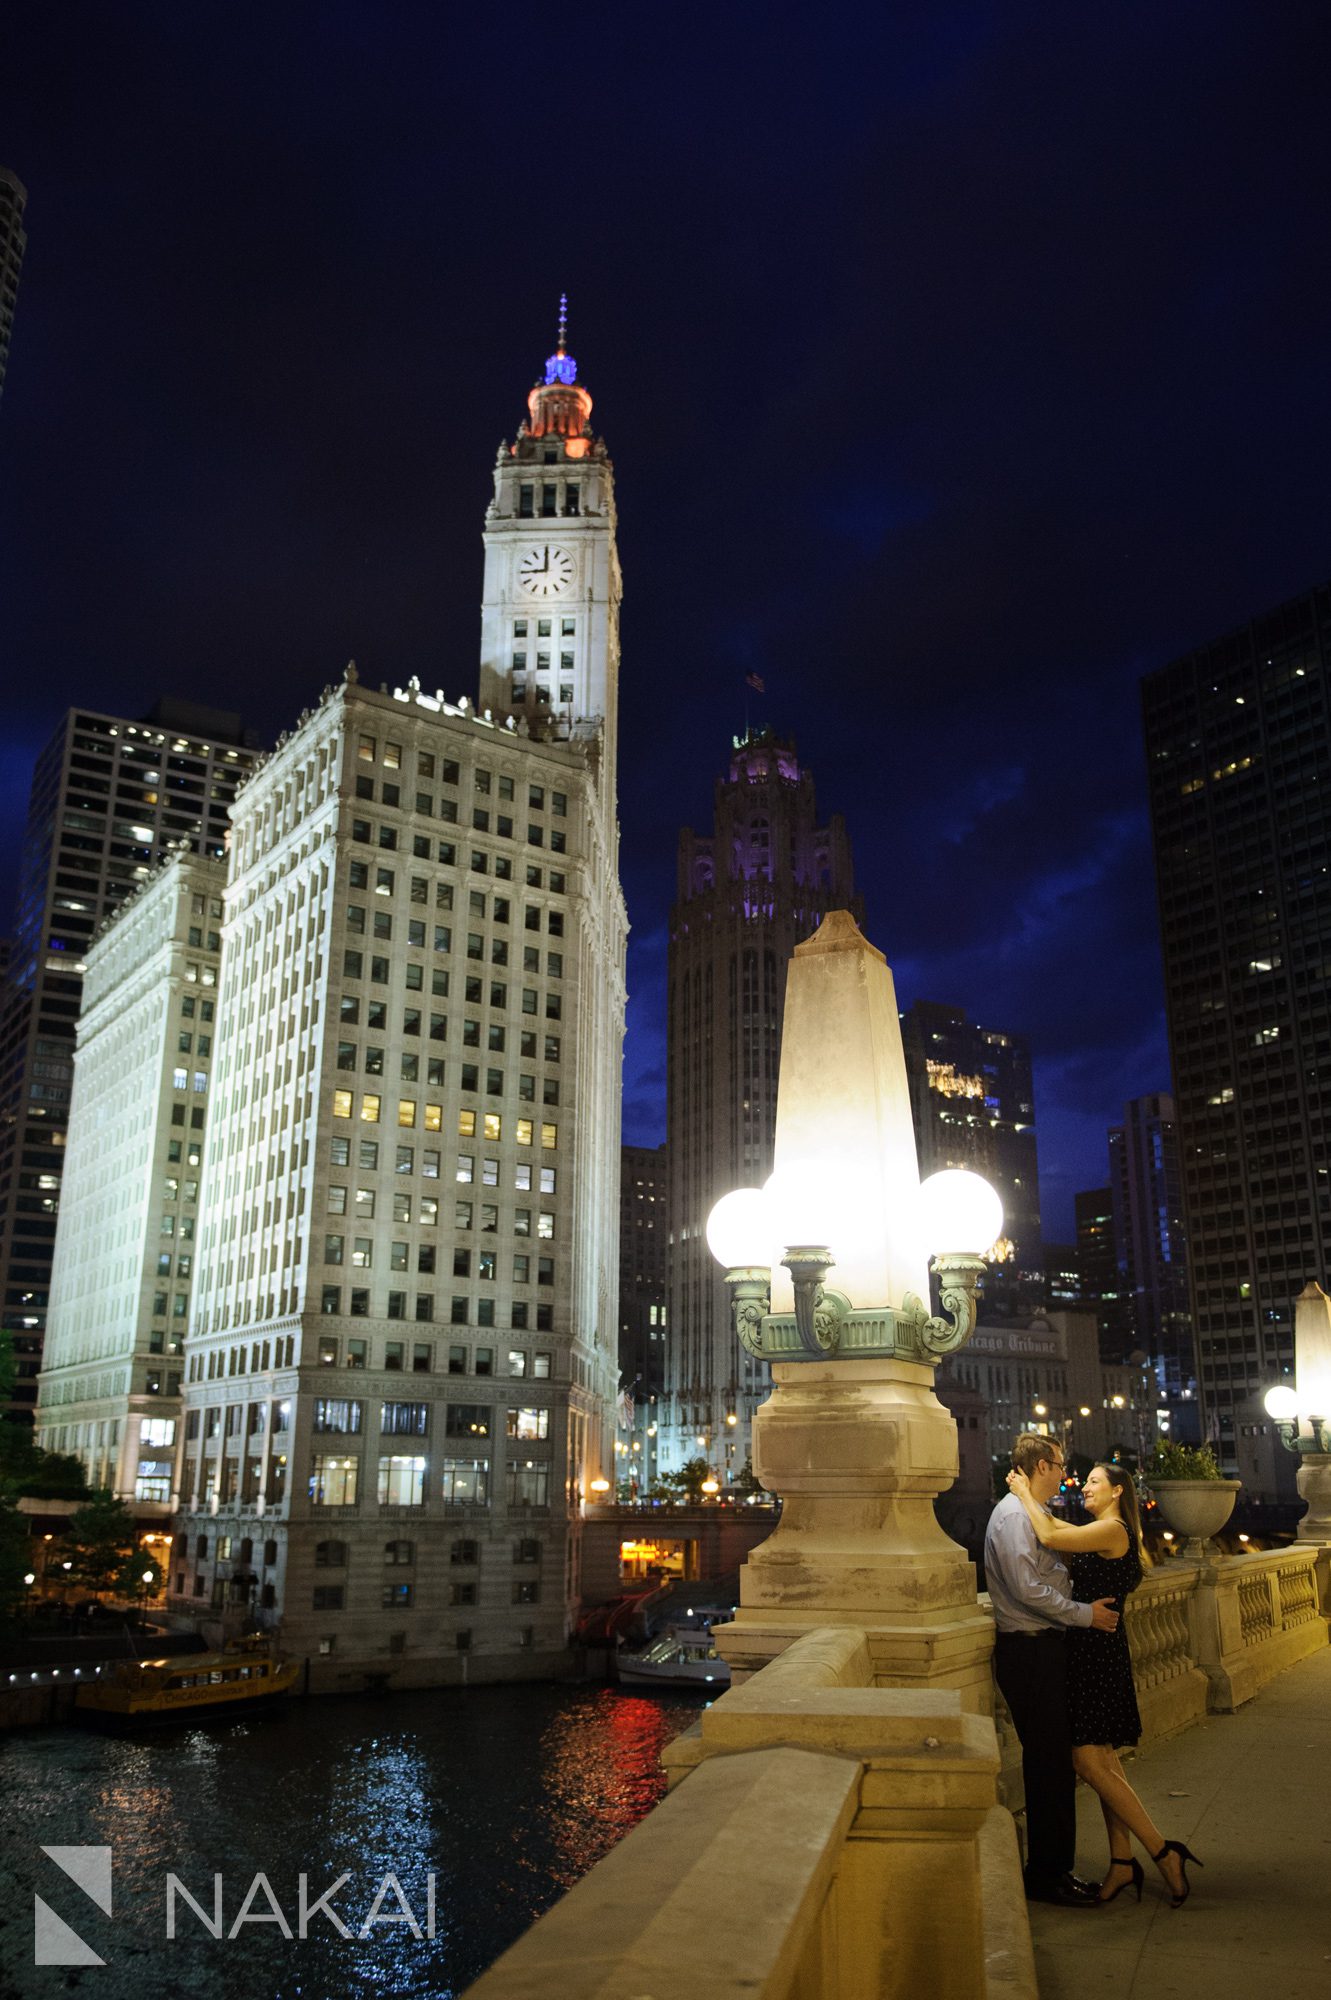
[333,1089,353,1119]
[378,1455,427,1507]
[440,1458,489,1506]
[309,1457,359,1506]
[385,1539,414,1565]
[382,1582,414,1609]
[312,1586,345,1611]
[533,1352,552,1379]
[451,1581,477,1606]
[382,1401,429,1436]
[508,1462,549,1508]
[507,1407,549,1439]
[507,1349,528,1378]
[446,1403,491,1439]
[314,1399,362,1434]
[513,1580,540,1604]
[448,1345,467,1374]
[361,1094,381,1124]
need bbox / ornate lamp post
[1264,1282,1331,1541]
[701,910,1002,1703]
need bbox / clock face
[516,544,576,598]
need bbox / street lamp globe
[706,1188,771,1270]
[917,1169,1003,1258]
[23,1572,35,1586]
[1264,1385,1298,1421]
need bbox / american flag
[744,671,766,693]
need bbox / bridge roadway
[1028,1642,1331,1999]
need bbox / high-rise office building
[0,167,27,406]
[618,1141,667,1487]
[0,700,259,1420]
[1109,1093,1197,1435]
[901,1001,1042,1314]
[169,319,626,1681]
[1143,581,1331,1459]
[662,730,858,1476]
[35,851,226,1509]
[1074,1184,1129,1359]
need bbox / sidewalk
[1028,1641,1331,1998]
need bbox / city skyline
[4,12,1331,1236]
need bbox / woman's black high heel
[1099,1856,1144,1903]
[1153,1840,1203,1907]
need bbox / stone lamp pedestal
[715,1353,995,1707]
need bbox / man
[984,1433,1120,1907]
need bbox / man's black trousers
[993,1628,1076,1887]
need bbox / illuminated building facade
[0,701,258,1420]
[662,731,858,1476]
[1109,1093,1198,1436]
[0,166,26,405]
[940,1308,1155,1466]
[1143,581,1331,1460]
[901,1000,1042,1314]
[169,320,626,1682]
[35,851,226,1511]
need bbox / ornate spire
[543,292,577,386]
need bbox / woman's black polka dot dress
[1065,1535,1143,1748]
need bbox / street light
[699,910,1005,1680]
[1264,1288,1331,1550]
[708,1164,1001,1364]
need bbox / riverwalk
[1029,1642,1331,1998]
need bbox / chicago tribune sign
[34,1846,439,1966]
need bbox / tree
[661,1456,711,1502]
[0,1496,33,1628]
[65,1494,136,1594]
[0,1420,90,1501]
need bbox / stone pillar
[716,1356,994,1704]
[711,911,996,1706]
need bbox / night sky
[3,5,1330,1238]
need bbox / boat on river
[74,1643,299,1722]
[615,1628,730,1689]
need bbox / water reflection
[0,1682,705,2000]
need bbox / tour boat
[74,1645,299,1722]
[615,1628,731,1689]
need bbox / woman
[1006,1459,1202,1907]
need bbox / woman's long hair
[1096,1460,1150,1569]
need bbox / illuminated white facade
[35,850,226,1511]
[170,322,626,1684]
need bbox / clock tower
[479,300,621,812]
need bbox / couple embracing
[984,1433,1202,1909]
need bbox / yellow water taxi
[74,1646,299,1722]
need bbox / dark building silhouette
[619,1141,668,1477]
[0,701,260,1418]
[662,729,859,1476]
[0,167,26,407]
[1074,1185,1129,1361]
[1143,581,1331,1460]
[901,1001,1042,1315]
[1109,1093,1198,1438]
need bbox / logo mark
[34,1846,113,1966]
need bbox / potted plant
[1145,1441,1241,1558]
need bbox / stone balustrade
[463,1546,1328,2000]
[464,1622,1034,2000]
